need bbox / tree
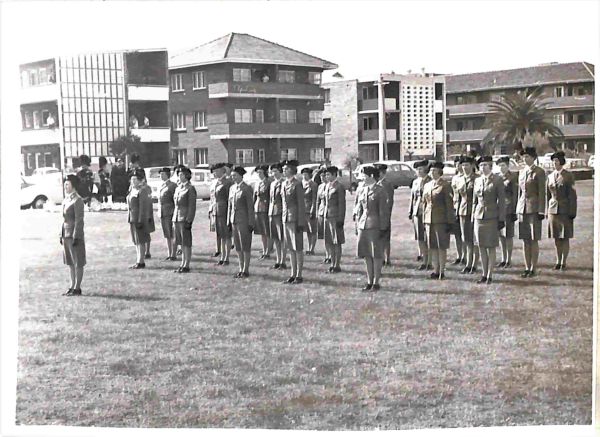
[109,134,143,160]
[482,87,564,155]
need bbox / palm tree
[482,87,564,155]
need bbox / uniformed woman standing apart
[408,160,432,270]
[301,167,319,255]
[253,165,271,259]
[209,163,233,265]
[497,157,518,268]
[450,155,465,265]
[268,163,287,270]
[281,160,307,284]
[158,167,177,261]
[355,166,388,291]
[316,169,331,264]
[516,147,546,277]
[173,167,197,273]
[472,156,506,284]
[422,162,455,280]
[324,166,346,273]
[546,151,577,270]
[228,166,255,278]
[127,169,153,269]
[456,156,479,274]
[60,175,86,296]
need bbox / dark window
[457,121,464,131]
[363,116,378,130]
[435,83,443,100]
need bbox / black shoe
[417,255,423,262]
[520,270,530,278]
[429,272,439,279]
[63,288,74,296]
[361,283,373,291]
[327,266,334,273]
[496,261,506,268]
[259,254,266,260]
[242,272,250,278]
[271,263,281,269]
[452,258,461,265]
[460,267,470,274]
[438,273,445,280]
[293,277,303,284]
[283,277,295,284]
[504,261,511,268]
[222,260,229,266]
[279,263,287,269]
[217,260,224,266]
[417,264,427,271]
[469,266,477,274]
[560,264,567,271]
[262,254,271,259]
[164,256,171,261]
[234,272,242,278]
[528,270,536,277]
[426,264,434,270]
[169,256,178,261]
[383,261,392,268]
[174,267,182,273]
[486,277,493,284]
[71,288,82,296]
[476,276,487,284]
[131,263,145,269]
[325,258,332,264]
[372,283,381,291]
[553,263,561,270]
[460,258,467,265]
[145,253,151,259]
[180,267,190,273]
[212,251,221,257]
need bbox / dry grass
[16,181,594,429]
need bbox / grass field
[16,181,594,429]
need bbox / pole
[377,76,387,161]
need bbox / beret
[414,159,430,169]
[158,167,171,174]
[496,156,510,165]
[232,166,246,176]
[431,161,444,170]
[300,167,314,175]
[325,165,339,174]
[520,146,537,158]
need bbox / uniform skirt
[425,223,450,250]
[269,215,285,242]
[459,216,474,244]
[254,212,269,236]
[63,237,86,267]
[174,222,193,247]
[474,218,499,248]
[305,214,318,235]
[548,214,573,239]
[317,216,325,239]
[214,215,231,239]
[500,220,515,239]
[324,218,345,245]
[518,213,542,241]
[232,223,252,252]
[161,215,174,239]
[130,223,151,245]
[284,222,304,251]
[412,214,426,241]
[357,229,383,259]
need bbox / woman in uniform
[268,163,287,270]
[173,167,197,273]
[472,156,506,284]
[209,163,233,266]
[158,167,177,261]
[316,169,331,264]
[516,147,546,277]
[228,166,255,278]
[60,174,86,296]
[281,160,307,284]
[355,166,388,291]
[456,156,478,274]
[127,169,151,269]
[497,156,518,268]
[301,167,318,255]
[422,162,455,280]
[546,151,577,270]
[76,154,94,206]
[323,166,346,273]
[408,160,431,270]
[450,155,465,265]
[253,164,271,259]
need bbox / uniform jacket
[516,164,546,214]
[303,179,318,217]
[209,176,233,217]
[422,178,455,225]
[140,184,155,233]
[355,183,388,231]
[228,181,255,227]
[316,182,328,218]
[127,187,152,225]
[546,169,577,216]
[61,192,85,239]
[173,182,197,223]
[500,171,518,216]
[159,180,177,218]
[378,177,395,207]
[409,175,432,218]
[472,174,506,221]
[254,177,271,213]
[268,178,284,216]
[324,179,346,223]
[456,172,477,217]
[281,177,307,226]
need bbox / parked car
[588,154,595,168]
[353,161,416,188]
[146,166,213,201]
[21,174,63,209]
[442,161,457,179]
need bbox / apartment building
[19,49,169,175]
[168,33,337,167]
[445,62,595,154]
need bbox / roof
[446,62,595,94]
[169,33,337,70]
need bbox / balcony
[20,83,59,104]
[21,128,61,146]
[359,98,398,112]
[127,85,169,101]
[130,127,171,142]
[547,95,594,109]
[359,129,397,143]
[560,124,594,138]
[448,103,491,117]
[208,82,322,100]
[209,123,324,139]
[448,129,490,143]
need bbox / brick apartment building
[322,72,446,167]
[445,62,595,155]
[168,33,337,167]
[19,49,170,174]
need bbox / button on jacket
[209,177,232,217]
[516,164,546,214]
[472,174,506,221]
[303,179,318,217]
[254,178,271,213]
[159,180,177,218]
[500,171,518,216]
[173,182,197,223]
[316,182,328,217]
[456,173,477,217]
[409,175,432,218]
[228,181,255,227]
[546,169,577,216]
[355,183,387,230]
[268,178,283,216]
[324,179,346,223]
[61,192,85,239]
[281,177,307,226]
[422,178,455,225]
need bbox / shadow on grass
[84,292,168,302]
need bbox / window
[324,148,331,162]
[234,109,253,123]
[435,113,443,129]
[173,149,187,165]
[308,72,321,85]
[194,111,206,129]
[456,121,464,131]
[554,86,564,98]
[258,149,266,163]
[553,114,564,126]
[280,109,296,124]
[324,88,331,104]
[171,74,184,92]
[456,96,464,105]
[256,109,264,123]
[42,110,50,127]
[363,116,377,130]
[435,83,443,100]
[323,118,332,134]
[310,148,324,162]
[236,149,254,164]
[309,110,323,124]
[280,148,297,161]
[23,111,33,129]
[193,71,206,89]
[33,111,41,129]
[233,68,251,82]
[172,113,186,131]
[277,70,295,83]
[194,148,208,165]
[362,86,377,100]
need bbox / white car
[21,174,63,209]
[146,166,213,201]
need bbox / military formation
[59,148,578,295]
